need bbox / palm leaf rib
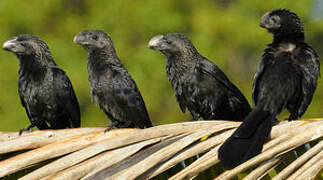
[0,119,321,180]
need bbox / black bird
[73,30,152,131]
[148,33,251,121]
[2,35,81,135]
[218,9,320,169]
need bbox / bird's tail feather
[218,108,273,169]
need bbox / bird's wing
[252,48,272,106]
[176,95,187,113]
[199,58,250,105]
[173,81,187,113]
[110,74,152,128]
[52,67,81,127]
[19,94,34,120]
[295,44,320,117]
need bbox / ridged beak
[260,12,270,28]
[73,33,86,45]
[148,35,164,50]
[3,38,18,51]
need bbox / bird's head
[3,34,51,57]
[148,33,197,57]
[73,30,113,51]
[260,9,304,37]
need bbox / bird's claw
[284,117,293,122]
[104,126,113,133]
[104,122,119,133]
[19,126,33,136]
[188,117,201,121]
[286,115,299,122]
[272,118,280,126]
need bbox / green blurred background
[0,0,322,131]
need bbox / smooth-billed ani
[218,9,320,169]
[73,30,152,131]
[2,35,81,135]
[148,33,251,121]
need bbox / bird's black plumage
[218,9,320,169]
[2,35,81,134]
[74,30,152,131]
[148,33,251,121]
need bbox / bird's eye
[92,35,98,41]
[270,16,280,24]
[271,17,277,23]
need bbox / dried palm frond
[0,119,322,180]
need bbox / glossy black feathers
[219,9,320,169]
[74,30,152,130]
[3,35,81,134]
[149,33,251,121]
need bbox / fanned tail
[218,107,273,169]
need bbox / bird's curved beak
[260,12,270,28]
[260,12,281,30]
[2,38,24,53]
[148,35,164,50]
[3,38,18,51]
[73,33,91,46]
[73,34,84,45]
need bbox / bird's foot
[104,121,119,133]
[304,143,311,151]
[19,125,34,136]
[104,125,114,133]
[195,154,200,160]
[286,115,299,122]
[272,118,280,126]
[180,161,186,169]
[188,116,201,121]
[292,150,299,159]
[284,117,291,121]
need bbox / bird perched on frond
[218,9,320,169]
[148,33,251,121]
[74,30,152,131]
[3,35,81,135]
